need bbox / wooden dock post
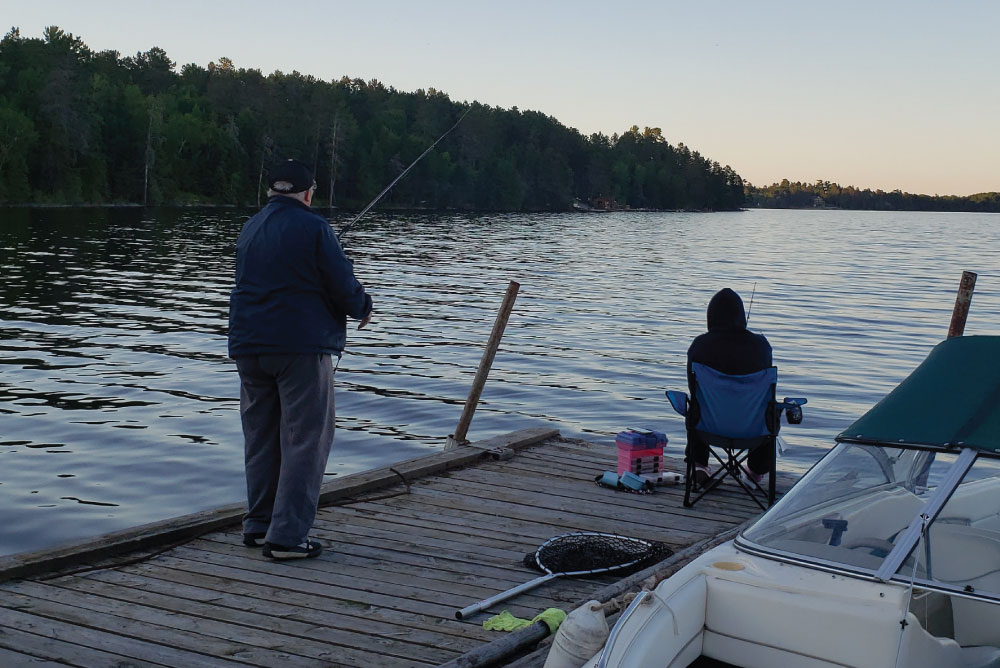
[948,271,977,338]
[447,280,520,450]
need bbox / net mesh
[522,532,673,576]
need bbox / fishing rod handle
[455,572,558,620]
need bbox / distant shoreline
[0,203,743,213]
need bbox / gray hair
[270,180,297,193]
[266,187,310,202]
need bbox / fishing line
[893,513,929,668]
[337,104,473,241]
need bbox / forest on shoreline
[2,27,996,214]
[747,180,1000,213]
[0,27,744,211]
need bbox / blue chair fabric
[681,364,779,510]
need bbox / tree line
[0,26,745,211]
[747,179,1000,213]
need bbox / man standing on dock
[228,159,373,560]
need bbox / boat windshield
[741,442,960,573]
[895,454,1000,597]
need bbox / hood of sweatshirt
[706,288,747,331]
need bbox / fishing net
[456,531,674,619]
[522,532,673,576]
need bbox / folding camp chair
[666,363,805,511]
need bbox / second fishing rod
[336,104,473,242]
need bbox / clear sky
[6,1,999,196]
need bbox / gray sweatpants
[236,354,336,546]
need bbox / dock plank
[0,645,66,667]
[0,433,785,667]
[0,627,141,668]
[183,539,593,610]
[0,603,247,668]
[17,577,452,666]
[90,562,493,644]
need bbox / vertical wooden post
[947,271,977,338]
[447,281,520,449]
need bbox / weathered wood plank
[0,603,245,668]
[195,532,598,593]
[0,622,167,667]
[335,497,605,544]
[126,553,492,621]
[162,545,586,620]
[0,642,83,668]
[186,539,594,608]
[84,564,494,645]
[0,585,374,668]
[311,514,534,561]
[313,506,541,552]
[395,485,727,544]
[77,568,474,653]
[429,471,750,531]
[21,577,455,666]
[322,498,576,544]
[208,534,597,603]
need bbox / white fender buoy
[544,600,609,668]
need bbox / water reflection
[0,207,997,556]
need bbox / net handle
[455,572,558,620]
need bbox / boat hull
[585,542,976,668]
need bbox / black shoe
[264,539,323,560]
[243,532,267,547]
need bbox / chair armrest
[779,397,807,424]
[665,390,689,416]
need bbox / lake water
[1,207,997,557]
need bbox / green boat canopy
[837,336,1000,453]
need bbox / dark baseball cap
[268,159,315,194]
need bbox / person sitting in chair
[687,288,772,487]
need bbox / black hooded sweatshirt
[687,288,772,384]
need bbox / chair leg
[767,439,777,506]
[731,456,768,512]
[684,458,694,508]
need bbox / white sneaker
[741,466,763,486]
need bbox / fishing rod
[337,104,473,241]
[746,281,757,324]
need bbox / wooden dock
[0,428,791,667]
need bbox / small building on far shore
[590,196,618,211]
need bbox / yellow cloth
[483,608,567,633]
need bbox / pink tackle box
[616,428,668,475]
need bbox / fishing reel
[782,397,807,424]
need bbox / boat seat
[961,646,1000,668]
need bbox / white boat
[584,335,1000,668]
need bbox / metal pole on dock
[446,280,520,450]
[947,271,977,338]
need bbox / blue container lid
[616,428,667,448]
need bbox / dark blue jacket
[228,196,372,358]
